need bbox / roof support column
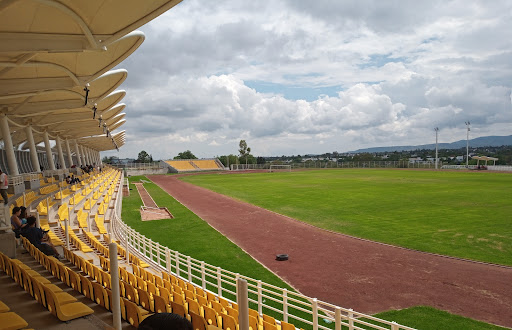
[74,141,82,167]
[55,136,66,170]
[43,131,56,170]
[82,145,90,165]
[86,147,92,165]
[25,125,40,173]
[0,114,19,175]
[65,139,73,168]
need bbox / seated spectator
[71,175,80,184]
[66,175,72,184]
[22,216,61,259]
[19,206,28,226]
[138,313,193,330]
[10,206,24,237]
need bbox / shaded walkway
[148,174,512,328]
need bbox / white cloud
[105,0,512,159]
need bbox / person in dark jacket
[22,216,61,258]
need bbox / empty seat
[41,283,94,321]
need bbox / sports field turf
[121,175,506,329]
[180,169,512,266]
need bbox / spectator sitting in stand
[11,206,25,238]
[22,216,62,259]
[19,206,28,226]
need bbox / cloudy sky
[104,0,512,160]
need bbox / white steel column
[86,147,92,165]
[82,145,89,165]
[43,131,56,170]
[90,148,95,164]
[0,114,19,175]
[25,125,40,173]
[74,141,82,167]
[55,136,66,170]
[65,139,73,168]
[109,243,122,330]
[91,148,96,164]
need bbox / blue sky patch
[245,80,342,101]
[359,54,407,69]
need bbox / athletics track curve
[147,174,512,328]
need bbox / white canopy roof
[0,0,183,153]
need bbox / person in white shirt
[0,169,8,205]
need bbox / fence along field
[180,169,512,266]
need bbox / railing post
[335,307,342,330]
[283,289,288,322]
[257,280,262,315]
[237,278,249,330]
[187,256,192,282]
[391,321,399,330]
[166,248,171,274]
[175,251,180,277]
[109,242,122,330]
[157,243,161,267]
[201,261,206,290]
[125,229,129,263]
[33,211,40,229]
[217,267,222,296]
[144,235,148,256]
[64,217,70,249]
[348,308,354,330]
[235,273,240,298]
[312,298,318,330]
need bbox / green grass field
[180,169,512,266]
[121,174,507,329]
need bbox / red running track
[148,174,512,328]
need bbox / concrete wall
[125,168,169,177]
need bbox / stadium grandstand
[0,1,415,330]
[163,158,225,173]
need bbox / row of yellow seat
[0,298,29,330]
[40,184,58,195]
[1,245,94,323]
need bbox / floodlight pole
[465,121,470,168]
[434,127,439,170]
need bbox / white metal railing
[9,174,24,186]
[43,169,69,177]
[23,172,39,181]
[442,165,477,170]
[488,165,512,172]
[111,162,165,170]
[110,170,415,330]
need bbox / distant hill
[350,135,512,153]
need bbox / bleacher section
[165,160,196,171]
[164,158,224,173]
[0,166,307,330]
[192,159,223,170]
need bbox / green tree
[238,140,251,165]
[218,154,238,168]
[174,150,197,159]
[136,150,153,163]
[102,156,117,164]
